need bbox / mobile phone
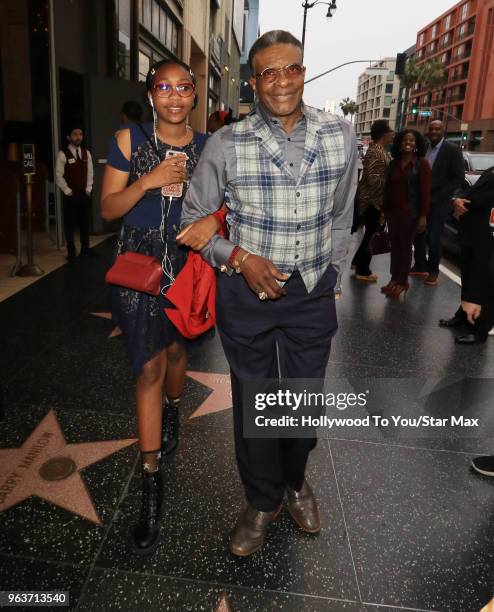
[161,150,188,198]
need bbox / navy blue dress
[107,123,207,376]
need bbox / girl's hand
[141,157,188,190]
[176,215,221,250]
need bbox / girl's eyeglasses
[153,82,195,98]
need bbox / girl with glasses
[101,59,221,554]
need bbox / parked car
[463,151,494,186]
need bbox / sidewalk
[0,230,112,302]
[1,239,493,611]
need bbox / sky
[258,0,458,113]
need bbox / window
[456,44,463,56]
[152,1,160,37]
[384,95,392,107]
[117,0,131,79]
[443,32,450,45]
[445,13,452,29]
[141,0,152,30]
[383,108,391,118]
[432,24,438,38]
[442,52,448,63]
[459,23,466,36]
[429,41,436,53]
[386,71,394,81]
[418,48,424,59]
[385,83,393,93]
[461,3,468,20]
[419,32,424,46]
[139,2,181,57]
[139,50,150,82]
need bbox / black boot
[162,398,180,455]
[132,470,162,555]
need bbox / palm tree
[422,59,448,105]
[399,57,447,125]
[400,57,424,91]
[340,98,358,122]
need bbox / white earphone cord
[152,103,176,294]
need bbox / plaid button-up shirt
[181,103,359,292]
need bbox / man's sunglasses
[255,63,305,83]
[153,81,196,98]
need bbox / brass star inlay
[215,593,233,612]
[481,597,494,612]
[186,371,232,419]
[0,410,137,524]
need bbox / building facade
[407,0,494,151]
[395,45,416,132]
[355,58,401,142]
[0,0,244,239]
[239,0,260,115]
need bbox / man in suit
[439,166,494,344]
[411,120,464,285]
[468,186,494,476]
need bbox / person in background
[101,59,220,555]
[439,165,494,344]
[382,130,431,298]
[121,100,143,125]
[411,120,464,286]
[55,124,94,260]
[206,108,236,134]
[352,119,393,282]
[466,170,494,473]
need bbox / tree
[340,97,358,122]
[399,57,424,90]
[422,59,448,96]
[400,58,447,103]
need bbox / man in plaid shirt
[180,30,358,556]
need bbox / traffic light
[395,52,407,76]
[411,104,418,115]
[462,133,467,140]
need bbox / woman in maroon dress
[382,130,431,298]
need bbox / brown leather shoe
[229,504,282,557]
[424,273,438,286]
[286,480,321,534]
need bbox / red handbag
[105,251,163,296]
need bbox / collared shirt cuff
[211,236,236,272]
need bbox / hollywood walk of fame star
[0,410,136,525]
[90,312,122,338]
[215,593,232,612]
[186,371,232,419]
[481,597,494,612]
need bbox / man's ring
[258,291,268,301]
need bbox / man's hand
[176,215,220,250]
[461,300,481,324]
[240,254,289,300]
[453,198,470,219]
[416,215,427,234]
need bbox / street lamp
[301,1,338,53]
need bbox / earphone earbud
[148,96,154,108]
